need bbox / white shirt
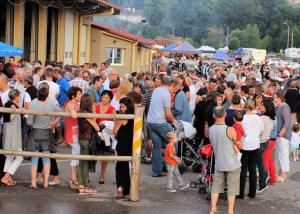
[283,69,290,77]
[242,114,264,150]
[290,131,300,145]
[37,80,60,98]
[14,81,25,107]
[103,78,110,90]
[189,85,197,111]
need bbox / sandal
[29,185,38,189]
[1,181,13,187]
[123,195,130,199]
[56,142,68,147]
[114,188,123,199]
[79,188,97,195]
[70,179,79,189]
[209,210,220,214]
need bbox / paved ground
[0,146,300,214]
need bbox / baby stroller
[173,120,202,175]
[190,144,214,200]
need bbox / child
[164,132,189,193]
[232,111,245,161]
[290,123,300,162]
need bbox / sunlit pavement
[1,146,300,214]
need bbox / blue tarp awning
[160,43,176,51]
[169,41,201,54]
[233,48,243,55]
[0,42,23,57]
[211,50,235,61]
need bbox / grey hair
[213,106,226,118]
[38,82,49,90]
[24,75,33,85]
[16,68,25,74]
[74,69,81,77]
[291,80,297,88]
[146,80,155,89]
[124,73,132,79]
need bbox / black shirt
[285,89,300,113]
[196,87,208,98]
[182,84,190,93]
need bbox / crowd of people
[0,55,298,209]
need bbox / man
[222,88,233,110]
[83,63,91,71]
[103,69,118,90]
[248,85,255,98]
[21,58,33,69]
[141,80,155,164]
[8,56,17,69]
[33,67,43,87]
[185,76,196,115]
[145,70,153,79]
[25,68,33,76]
[255,68,262,79]
[69,69,89,92]
[209,106,243,214]
[86,76,103,103]
[228,67,238,83]
[195,78,218,104]
[92,63,98,71]
[147,79,179,177]
[99,62,106,73]
[14,68,30,108]
[82,70,91,86]
[124,73,132,82]
[105,61,113,72]
[153,75,162,88]
[53,67,70,107]
[37,67,60,99]
[64,66,74,82]
[0,60,8,76]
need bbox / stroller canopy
[174,120,196,139]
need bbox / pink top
[64,101,79,144]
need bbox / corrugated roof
[97,0,123,12]
[91,22,155,46]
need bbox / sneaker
[256,185,268,193]
[293,157,297,162]
[141,159,152,164]
[266,176,270,185]
[179,184,189,190]
[297,156,299,161]
[236,152,242,161]
[167,188,176,193]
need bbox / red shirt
[94,104,115,124]
[233,123,244,141]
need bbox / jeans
[147,122,172,176]
[166,163,183,189]
[257,141,269,188]
[239,149,259,198]
[78,140,90,187]
[263,139,277,183]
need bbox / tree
[228,37,240,50]
[213,37,221,50]
[143,0,166,26]
[183,38,194,46]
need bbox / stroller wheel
[198,186,202,193]
[190,181,197,188]
[178,166,184,175]
[192,163,202,173]
[202,187,206,193]
[205,194,211,200]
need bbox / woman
[27,84,63,189]
[205,92,223,127]
[135,71,146,94]
[194,91,214,145]
[253,92,264,115]
[285,80,299,125]
[238,98,264,199]
[225,93,245,126]
[273,91,292,181]
[257,98,275,192]
[1,90,22,186]
[77,94,100,194]
[110,81,132,112]
[65,86,82,189]
[176,74,190,100]
[113,97,134,199]
[95,90,116,184]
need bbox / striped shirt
[141,90,153,116]
[69,78,89,93]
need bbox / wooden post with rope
[130,107,144,202]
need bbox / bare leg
[36,172,42,180]
[55,126,64,144]
[43,164,50,188]
[51,175,59,182]
[30,166,37,187]
[147,140,152,159]
[1,172,11,184]
[70,165,78,184]
[210,193,219,213]
[100,152,109,182]
[228,195,236,214]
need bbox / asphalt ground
[0,146,300,214]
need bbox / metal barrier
[0,107,143,202]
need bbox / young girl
[290,123,300,162]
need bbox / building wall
[90,28,135,77]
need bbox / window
[106,48,124,65]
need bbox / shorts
[211,167,241,196]
[99,140,110,153]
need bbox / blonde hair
[244,98,255,111]
[166,132,176,142]
[115,81,132,101]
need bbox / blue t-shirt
[147,87,171,124]
[56,77,70,106]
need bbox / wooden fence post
[130,107,144,202]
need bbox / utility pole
[224,24,229,47]
[291,31,293,48]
